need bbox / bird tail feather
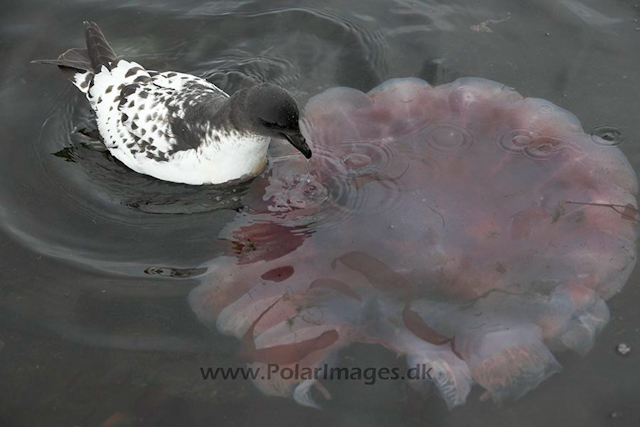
[31,21,118,93]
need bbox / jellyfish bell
[189,77,638,409]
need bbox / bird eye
[259,118,280,129]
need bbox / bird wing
[152,71,227,95]
[117,72,228,155]
[118,82,178,155]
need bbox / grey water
[1,0,640,426]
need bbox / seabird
[34,22,312,185]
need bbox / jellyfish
[189,77,638,409]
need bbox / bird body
[35,22,310,185]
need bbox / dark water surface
[1,0,640,426]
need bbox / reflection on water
[2,0,640,426]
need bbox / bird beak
[282,133,312,159]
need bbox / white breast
[113,132,271,185]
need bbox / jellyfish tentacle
[557,299,609,355]
[293,379,332,409]
[438,359,474,407]
[308,278,363,301]
[386,318,473,410]
[548,292,610,355]
[402,302,451,346]
[331,251,409,292]
[456,325,562,403]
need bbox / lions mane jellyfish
[189,77,638,409]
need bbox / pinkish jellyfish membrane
[189,77,638,409]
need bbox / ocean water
[1,0,640,426]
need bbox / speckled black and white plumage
[34,22,311,185]
[88,62,271,184]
